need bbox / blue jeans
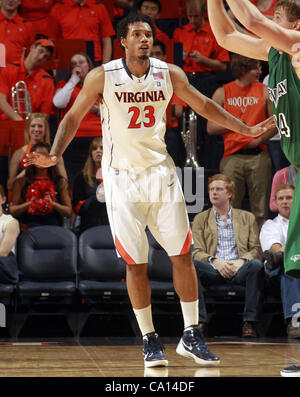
[269,267,300,319]
[194,259,265,323]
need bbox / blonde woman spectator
[7,113,67,191]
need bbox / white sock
[133,304,155,337]
[180,300,199,329]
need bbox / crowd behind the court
[0,0,298,338]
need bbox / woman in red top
[53,51,102,181]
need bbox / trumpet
[181,108,199,168]
[11,80,32,120]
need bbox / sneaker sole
[176,340,220,366]
[144,359,168,368]
[281,370,300,377]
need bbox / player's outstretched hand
[248,115,277,137]
[24,152,58,168]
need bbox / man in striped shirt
[192,173,265,338]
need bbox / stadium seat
[15,226,78,337]
[77,225,129,336]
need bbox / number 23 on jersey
[128,105,156,129]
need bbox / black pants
[194,259,265,323]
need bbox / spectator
[150,39,187,167]
[173,0,230,168]
[269,164,297,212]
[0,0,35,64]
[7,113,67,191]
[207,54,277,230]
[19,0,60,40]
[111,0,134,27]
[192,173,265,338]
[137,0,170,42]
[72,137,109,235]
[0,184,20,284]
[9,142,72,230]
[0,39,56,121]
[53,51,101,181]
[173,0,230,83]
[51,0,115,65]
[260,184,300,338]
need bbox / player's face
[209,180,232,207]
[28,118,46,144]
[275,188,294,219]
[151,45,165,60]
[70,54,90,81]
[273,7,295,29]
[122,22,153,60]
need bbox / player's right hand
[249,115,277,137]
[24,152,58,168]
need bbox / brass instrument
[11,80,32,120]
[181,108,199,168]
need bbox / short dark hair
[153,39,166,56]
[274,0,300,21]
[137,0,162,13]
[117,14,156,51]
[230,54,260,80]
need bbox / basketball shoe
[143,332,168,368]
[176,325,220,365]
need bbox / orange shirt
[51,0,115,62]
[0,60,55,119]
[0,10,35,63]
[56,80,102,137]
[222,81,267,158]
[173,21,230,73]
[19,0,60,39]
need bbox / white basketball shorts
[102,156,192,264]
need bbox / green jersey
[268,47,300,166]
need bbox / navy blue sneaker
[176,326,220,365]
[143,332,168,368]
[281,365,300,377]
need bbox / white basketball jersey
[100,57,173,171]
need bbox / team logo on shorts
[290,254,300,262]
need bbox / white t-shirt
[0,213,16,254]
[259,214,289,252]
[100,57,173,171]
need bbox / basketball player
[207,0,300,377]
[25,14,275,368]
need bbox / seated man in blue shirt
[192,173,265,337]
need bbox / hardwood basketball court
[0,337,299,378]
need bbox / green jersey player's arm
[225,0,300,57]
[207,0,270,61]
[50,66,105,160]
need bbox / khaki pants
[220,151,272,230]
